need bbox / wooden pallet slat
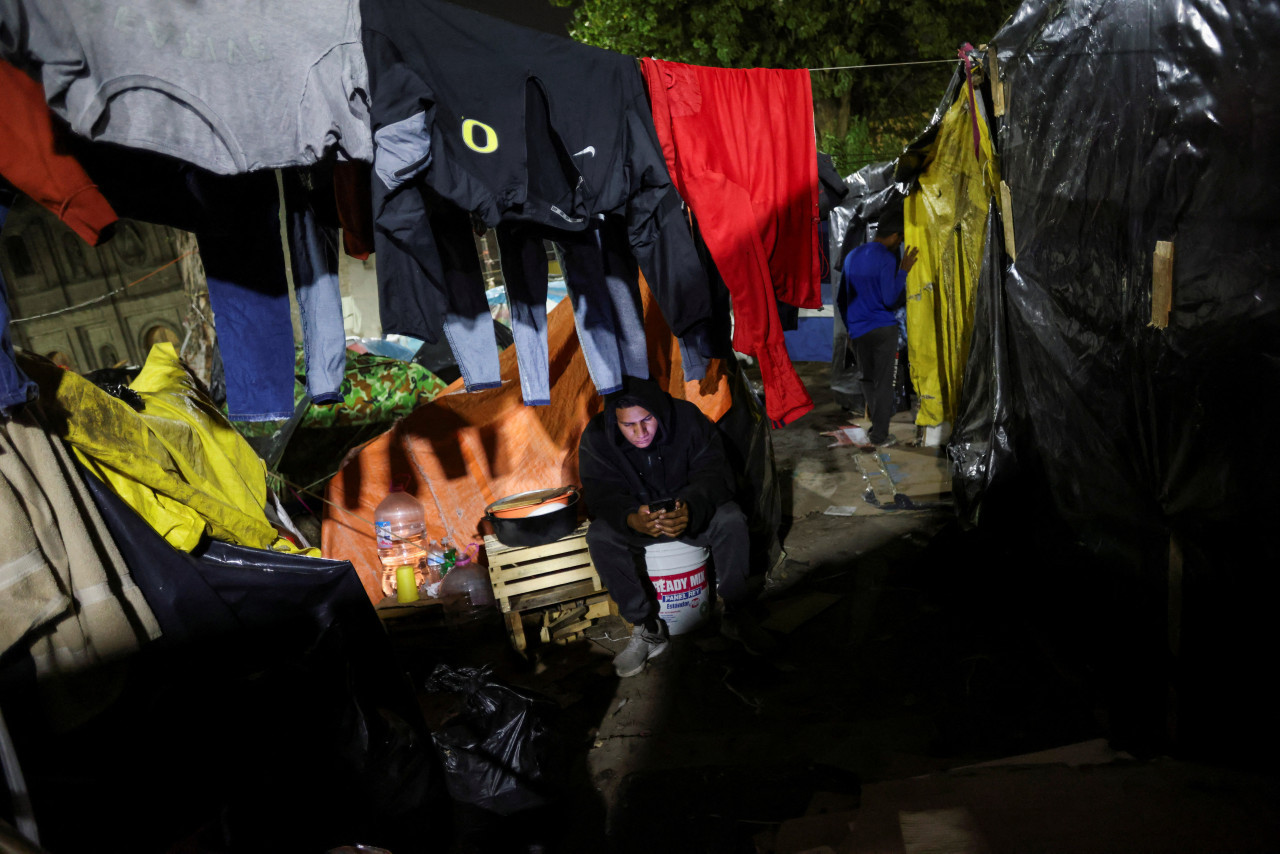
[506,578,602,614]
[495,565,602,600]
[484,523,591,563]
[487,545,587,569]
[488,552,594,583]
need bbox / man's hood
[603,376,675,448]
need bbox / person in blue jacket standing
[840,207,919,447]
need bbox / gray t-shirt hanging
[4,0,371,173]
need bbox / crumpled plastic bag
[424,664,563,815]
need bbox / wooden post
[1151,241,1175,329]
[998,181,1017,261]
[987,47,1006,117]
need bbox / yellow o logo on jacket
[462,119,499,153]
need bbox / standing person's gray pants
[854,324,899,444]
[587,502,751,624]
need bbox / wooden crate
[483,522,613,653]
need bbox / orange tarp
[322,284,734,604]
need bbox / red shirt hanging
[640,58,819,426]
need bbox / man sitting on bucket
[579,376,775,677]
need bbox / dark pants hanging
[496,221,649,404]
[586,501,750,624]
[853,324,899,444]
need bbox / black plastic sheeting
[826,160,901,411]
[950,0,1280,759]
[0,470,447,853]
[950,202,1014,520]
[717,358,783,577]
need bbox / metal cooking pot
[484,486,580,547]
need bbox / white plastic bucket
[644,541,711,635]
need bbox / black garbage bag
[80,366,145,410]
[425,664,563,816]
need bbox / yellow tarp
[21,343,315,556]
[904,92,1001,427]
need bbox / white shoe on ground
[613,620,670,677]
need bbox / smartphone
[649,498,677,514]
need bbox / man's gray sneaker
[614,621,670,677]
[720,610,777,656]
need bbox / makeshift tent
[323,282,780,605]
[950,0,1280,758]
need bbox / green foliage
[550,0,1013,144]
[818,111,938,176]
[819,118,874,177]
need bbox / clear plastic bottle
[438,562,496,625]
[375,487,429,599]
[425,538,446,586]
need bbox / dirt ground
[381,361,1280,853]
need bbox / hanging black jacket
[361,0,711,339]
[578,377,734,540]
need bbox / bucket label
[653,568,706,599]
[375,520,393,549]
[649,553,710,635]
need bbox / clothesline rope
[276,471,381,543]
[11,248,196,325]
[808,58,962,72]
[10,56,958,306]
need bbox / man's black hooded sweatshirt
[579,378,734,540]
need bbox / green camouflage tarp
[297,347,447,428]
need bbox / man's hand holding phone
[626,498,688,538]
[658,499,690,537]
